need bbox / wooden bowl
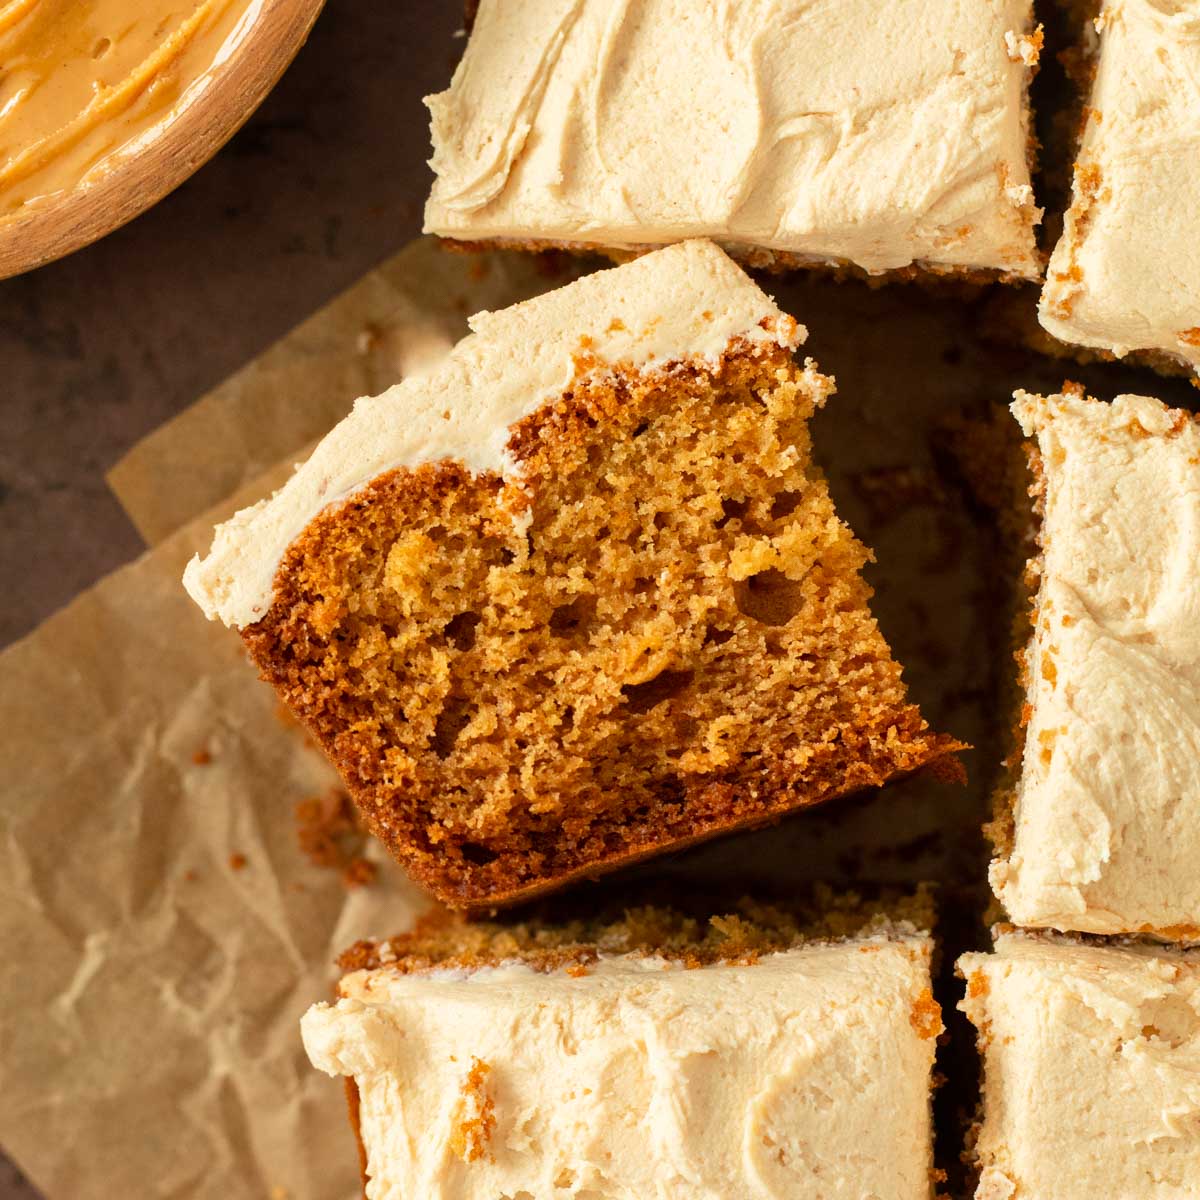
[0,0,325,281]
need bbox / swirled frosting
[1040,1,1200,373]
[0,0,259,219]
[960,933,1200,1200]
[991,390,1200,935]
[303,937,939,1199]
[424,0,1042,278]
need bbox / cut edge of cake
[185,240,964,909]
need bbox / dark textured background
[0,3,459,1194]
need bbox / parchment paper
[107,239,587,547]
[8,237,1197,1200]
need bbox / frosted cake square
[1040,1,1200,376]
[960,931,1200,1200]
[305,893,942,1199]
[991,388,1200,936]
[185,240,959,907]
[424,0,1042,280]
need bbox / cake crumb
[909,988,943,1039]
[1004,25,1043,67]
[296,789,377,891]
[343,858,377,889]
[449,1058,495,1163]
[191,747,212,765]
[229,853,247,871]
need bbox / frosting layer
[960,933,1200,1200]
[183,239,800,629]
[424,0,1042,278]
[1040,1,1200,372]
[304,938,939,1200]
[992,390,1200,935]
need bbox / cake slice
[184,240,960,908]
[1039,1,1200,376]
[991,387,1200,936]
[305,892,942,1199]
[424,0,1042,281]
[960,931,1200,1200]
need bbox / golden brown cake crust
[245,346,962,908]
[436,234,1041,287]
[338,886,936,976]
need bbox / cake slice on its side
[990,388,1200,937]
[424,0,1042,281]
[305,891,942,1200]
[1039,1,1200,378]
[184,240,961,908]
[960,931,1200,1200]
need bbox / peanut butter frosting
[991,389,1200,935]
[423,0,1042,278]
[0,0,258,219]
[303,935,939,1200]
[960,932,1200,1200]
[183,240,802,629]
[1039,1,1200,373]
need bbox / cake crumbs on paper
[295,788,377,890]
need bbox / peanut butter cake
[183,240,960,908]
[1040,1,1200,376]
[304,894,942,1200]
[991,388,1200,936]
[424,0,1042,280]
[960,931,1200,1200]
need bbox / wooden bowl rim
[0,0,326,281]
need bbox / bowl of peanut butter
[0,0,324,279]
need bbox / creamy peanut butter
[0,0,259,218]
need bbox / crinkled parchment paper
[8,237,1195,1200]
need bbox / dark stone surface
[0,1,459,649]
[0,3,459,1194]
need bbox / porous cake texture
[305,896,942,1200]
[1040,0,1200,375]
[991,388,1200,936]
[960,932,1200,1200]
[425,0,1042,280]
[185,241,959,908]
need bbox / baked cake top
[960,931,1200,1200]
[304,903,939,1200]
[992,388,1200,936]
[336,886,938,975]
[183,239,800,629]
[423,0,1042,278]
[1040,1,1200,372]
